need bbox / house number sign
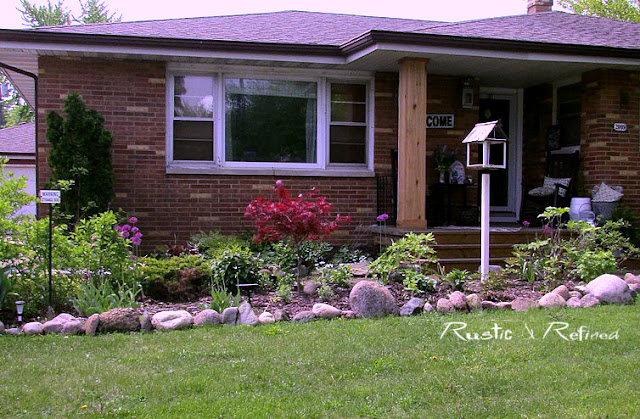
[613,123,627,132]
[427,114,455,129]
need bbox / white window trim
[166,65,375,177]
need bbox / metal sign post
[39,190,60,309]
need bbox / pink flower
[131,226,139,233]
[122,231,130,238]
[128,216,138,224]
[522,221,530,227]
[376,213,390,223]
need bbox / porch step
[433,243,515,260]
[437,257,506,273]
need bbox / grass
[1,304,639,418]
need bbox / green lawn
[1,304,639,418]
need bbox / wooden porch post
[397,58,428,229]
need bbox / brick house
[0,122,36,216]
[0,1,639,249]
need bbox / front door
[478,91,521,220]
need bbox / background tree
[46,93,114,225]
[76,0,121,24]
[0,71,34,128]
[559,0,640,21]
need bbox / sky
[0,0,567,29]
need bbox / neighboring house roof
[29,10,640,50]
[0,122,35,155]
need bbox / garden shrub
[210,245,263,292]
[441,269,471,291]
[330,245,370,264]
[506,206,638,285]
[189,230,250,256]
[207,282,242,312]
[369,232,440,294]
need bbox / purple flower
[376,213,390,222]
[543,224,553,236]
[133,232,143,238]
[128,216,138,224]
[121,224,132,232]
[131,226,140,233]
[522,221,530,227]
[114,225,123,232]
[129,254,137,260]
[131,237,142,245]
[122,231,130,238]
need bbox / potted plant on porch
[432,146,459,183]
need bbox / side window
[172,75,214,161]
[329,83,367,164]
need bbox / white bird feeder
[462,120,508,281]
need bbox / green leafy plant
[208,282,242,312]
[72,278,142,317]
[275,273,295,304]
[402,270,437,296]
[0,265,13,310]
[573,249,617,283]
[210,246,262,292]
[442,269,471,291]
[369,232,440,285]
[189,230,250,256]
[330,245,370,264]
[316,263,352,288]
[317,283,336,302]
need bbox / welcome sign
[426,114,454,129]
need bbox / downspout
[0,61,39,217]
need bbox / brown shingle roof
[35,10,446,46]
[0,122,35,154]
[418,11,640,49]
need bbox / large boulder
[292,310,316,323]
[0,320,4,334]
[449,292,468,310]
[194,309,221,326]
[399,297,425,316]
[151,310,193,331]
[511,298,538,312]
[465,294,482,311]
[273,309,289,322]
[22,322,44,335]
[312,303,342,319]
[436,298,454,313]
[349,280,398,318]
[552,285,571,301]
[237,302,259,326]
[584,274,634,304]
[258,312,275,324]
[98,308,140,333]
[539,293,566,309]
[581,293,601,308]
[43,313,84,335]
[140,311,153,331]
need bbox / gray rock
[292,310,316,323]
[449,291,467,310]
[0,320,4,333]
[580,293,600,308]
[98,308,140,333]
[465,294,482,311]
[341,310,356,319]
[237,302,259,326]
[552,285,571,301]
[273,309,289,322]
[481,301,498,310]
[140,311,153,332]
[151,310,193,331]
[480,265,503,274]
[569,291,583,299]
[349,280,398,318]
[624,273,640,285]
[84,314,100,336]
[222,307,239,325]
[539,293,566,309]
[436,298,454,313]
[5,327,21,335]
[629,283,640,294]
[43,313,84,335]
[423,302,434,313]
[194,309,220,326]
[399,297,425,316]
[302,280,319,295]
[584,274,634,304]
[511,298,538,312]
[496,302,512,309]
[22,322,44,335]
[258,312,275,324]
[566,297,582,308]
[312,303,342,319]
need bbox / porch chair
[520,151,580,223]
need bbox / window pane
[174,75,214,118]
[174,140,213,161]
[331,103,366,123]
[225,78,317,163]
[173,121,214,140]
[331,83,366,102]
[330,125,366,164]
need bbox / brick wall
[582,69,640,214]
[37,57,377,250]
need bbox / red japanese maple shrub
[245,180,350,290]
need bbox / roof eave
[342,30,640,60]
[0,29,343,57]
